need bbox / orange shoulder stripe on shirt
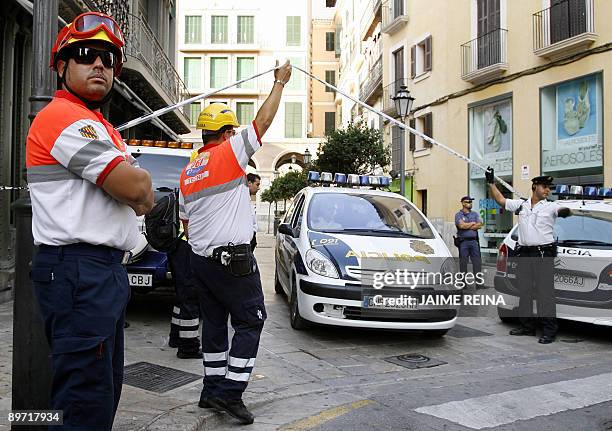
[26,96,101,167]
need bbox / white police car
[495,185,612,326]
[124,142,193,293]
[275,173,460,336]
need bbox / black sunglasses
[67,46,116,69]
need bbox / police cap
[460,195,474,202]
[531,175,554,186]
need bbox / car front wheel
[274,266,284,295]
[289,274,309,330]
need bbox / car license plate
[362,295,418,310]
[128,273,152,287]
[554,274,584,288]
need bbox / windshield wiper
[557,239,612,247]
[325,228,425,238]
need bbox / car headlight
[305,249,339,279]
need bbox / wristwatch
[274,79,286,86]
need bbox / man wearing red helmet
[26,12,154,430]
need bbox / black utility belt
[210,243,255,277]
[518,243,556,251]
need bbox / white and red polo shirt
[179,122,262,257]
[26,90,140,251]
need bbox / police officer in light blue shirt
[455,196,483,278]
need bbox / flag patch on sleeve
[78,125,99,140]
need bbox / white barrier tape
[0,186,28,191]
[291,65,525,199]
[116,65,280,132]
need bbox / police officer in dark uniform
[455,196,483,280]
[487,168,571,344]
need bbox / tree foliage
[314,121,389,175]
[261,170,308,203]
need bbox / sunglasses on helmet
[66,46,117,69]
[72,12,125,45]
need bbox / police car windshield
[307,193,434,239]
[554,211,612,247]
[132,154,189,190]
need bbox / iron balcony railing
[125,13,190,106]
[359,55,382,102]
[382,79,408,115]
[533,0,594,51]
[461,28,508,78]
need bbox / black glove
[557,207,572,218]
[485,167,495,184]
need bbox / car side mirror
[511,232,518,241]
[278,223,296,237]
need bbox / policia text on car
[487,168,571,344]
[26,12,155,430]
[178,61,292,424]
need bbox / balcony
[382,0,408,35]
[533,0,596,60]
[359,56,383,104]
[382,79,408,117]
[122,14,191,134]
[361,0,382,40]
[461,29,508,84]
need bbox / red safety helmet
[50,11,126,76]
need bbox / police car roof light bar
[307,171,320,184]
[334,173,347,185]
[347,174,360,187]
[379,176,391,187]
[320,172,333,183]
[290,65,524,199]
[554,184,612,200]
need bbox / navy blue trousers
[190,250,266,400]
[458,238,482,275]
[168,241,200,352]
[31,244,130,431]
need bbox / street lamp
[303,148,312,166]
[288,154,297,170]
[391,85,415,197]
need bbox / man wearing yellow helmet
[27,12,153,430]
[178,61,292,424]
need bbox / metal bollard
[11,197,52,431]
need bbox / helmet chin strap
[61,67,114,110]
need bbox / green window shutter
[286,57,303,90]
[211,16,228,43]
[238,16,254,44]
[210,57,228,88]
[183,57,201,89]
[325,70,335,92]
[237,57,255,89]
[189,103,201,125]
[185,16,202,44]
[285,102,302,138]
[324,112,335,135]
[236,102,255,125]
[325,32,335,51]
[286,16,301,46]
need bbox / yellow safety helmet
[196,103,240,132]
